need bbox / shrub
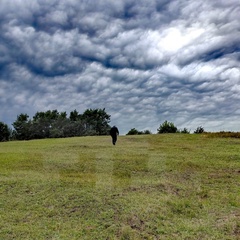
[194,126,204,134]
[157,121,178,133]
[126,128,139,135]
[179,128,190,134]
[126,128,152,135]
[143,130,152,134]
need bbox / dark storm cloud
[0,0,240,133]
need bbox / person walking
[110,126,119,145]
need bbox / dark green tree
[31,110,69,138]
[66,110,85,137]
[70,109,80,121]
[11,108,112,140]
[81,108,111,135]
[157,120,178,133]
[179,128,190,134]
[127,128,152,135]
[12,114,30,140]
[126,128,139,135]
[50,112,68,138]
[31,111,52,138]
[143,130,152,134]
[194,126,204,134]
[63,120,86,137]
[0,122,11,141]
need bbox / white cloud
[0,0,240,134]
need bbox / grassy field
[0,134,240,239]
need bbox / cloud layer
[1,0,240,133]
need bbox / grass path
[0,134,240,239]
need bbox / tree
[31,111,52,138]
[81,108,111,135]
[126,128,152,135]
[143,130,152,134]
[49,111,68,138]
[194,126,204,134]
[11,108,112,140]
[30,110,68,139]
[66,109,86,137]
[69,109,80,121]
[179,128,190,134]
[12,114,30,140]
[157,120,177,133]
[126,128,139,135]
[63,120,86,137]
[0,122,11,141]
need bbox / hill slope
[0,134,240,239]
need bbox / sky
[0,0,240,134]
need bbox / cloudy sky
[0,0,240,134]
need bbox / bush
[194,126,204,134]
[143,130,152,134]
[126,128,152,135]
[157,121,177,133]
[179,128,190,134]
[126,128,139,135]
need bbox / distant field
[0,134,240,239]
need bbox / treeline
[0,108,111,141]
[1,117,240,142]
[126,120,201,135]
[126,120,240,138]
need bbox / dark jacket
[110,126,119,136]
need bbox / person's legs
[112,135,117,145]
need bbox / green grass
[0,134,240,239]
